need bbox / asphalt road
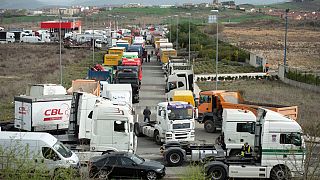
[133,56,219,179]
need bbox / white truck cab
[59,92,137,162]
[135,101,195,144]
[165,68,194,100]
[222,109,256,156]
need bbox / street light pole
[186,13,191,63]
[174,15,179,51]
[168,16,171,42]
[92,17,95,65]
[58,8,66,85]
[284,9,289,66]
[210,10,219,90]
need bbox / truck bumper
[164,131,195,143]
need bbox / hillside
[262,0,320,11]
[0,0,44,9]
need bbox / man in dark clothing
[143,106,151,122]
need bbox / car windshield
[53,142,72,158]
[130,154,144,164]
[168,108,193,120]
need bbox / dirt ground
[221,25,320,71]
[0,43,91,121]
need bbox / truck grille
[173,123,190,129]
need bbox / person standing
[241,142,252,157]
[143,106,151,122]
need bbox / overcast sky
[38,0,288,5]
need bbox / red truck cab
[121,58,142,81]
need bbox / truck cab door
[198,95,212,115]
[236,122,255,148]
[113,121,130,151]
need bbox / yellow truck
[122,36,132,45]
[170,90,195,107]
[104,54,120,66]
[160,48,177,64]
[108,47,126,62]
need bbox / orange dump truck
[197,90,298,133]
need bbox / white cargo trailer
[14,95,72,132]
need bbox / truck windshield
[168,108,193,120]
[53,142,73,158]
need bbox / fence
[284,66,320,86]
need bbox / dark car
[89,152,165,180]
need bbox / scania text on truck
[134,101,195,145]
[161,108,304,180]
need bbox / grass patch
[193,59,259,74]
[1,15,57,24]
[180,164,206,180]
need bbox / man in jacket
[143,106,151,122]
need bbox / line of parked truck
[129,31,305,179]
[0,25,306,180]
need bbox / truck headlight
[191,132,195,136]
[166,134,172,137]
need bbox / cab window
[199,95,211,103]
[114,121,126,132]
[42,147,60,160]
[237,123,255,133]
[280,133,302,146]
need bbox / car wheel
[270,165,291,180]
[154,131,161,145]
[97,170,110,179]
[165,150,183,166]
[89,167,97,178]
[146,170,157,180]
[206,166,227,180]
[204,120,216,133]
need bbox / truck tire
[270,165,291,180]
[204,120,216,133]
[165,150,184,166]
[154,131,161,145]
[206,166,227,180]
[134,122,143,137]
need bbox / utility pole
[284,9,289,66]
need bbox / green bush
[180,164,206,180]
[286,70,320,86]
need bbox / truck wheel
[154,131,161,145]
[204,120,216,133]
[166,150,184,166]
[270,165,291,180]
[134,123,143,137]
[206,166,227,180]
